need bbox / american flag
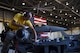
[34,16,47,25]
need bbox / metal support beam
[23,0,34,6]
[55,0,80,17]
[0,5,18,12]
[0,2,25,11]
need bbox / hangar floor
[0,45,15,53]
[0,46,32,53]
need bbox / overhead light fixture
[74,17,76,19]
[22,2,26,5]
[50,13,52,16]
[63,23,65,25]
[76,10,78,12]
[74,22,76,24]
[59,22,62,24]
[33,8,36,10]
[12,8,15,10]
[60,10,62,13]
[53,6,56,10]
[55,16,58,18]
[69,15,72,17]
[66,24,68,26]
[39,1,41,3]
[43,11,46,13]
[40,16,43,18]
[33,14,35,16]
[66,2,69,5]
[47,18,48,20]
[72,6,74,9]
[50,2,52,4]
[56,21,58,23]
[65,19,67,21]
[61,17,63,19]
[65,13,67,15]
[71,22,73,23]
[45,2,47,6]
[52,20,54,22]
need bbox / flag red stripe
[34,16,47,25]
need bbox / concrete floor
[0,46,15,53]
[0,46,2,53]
[0,45,32,53]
